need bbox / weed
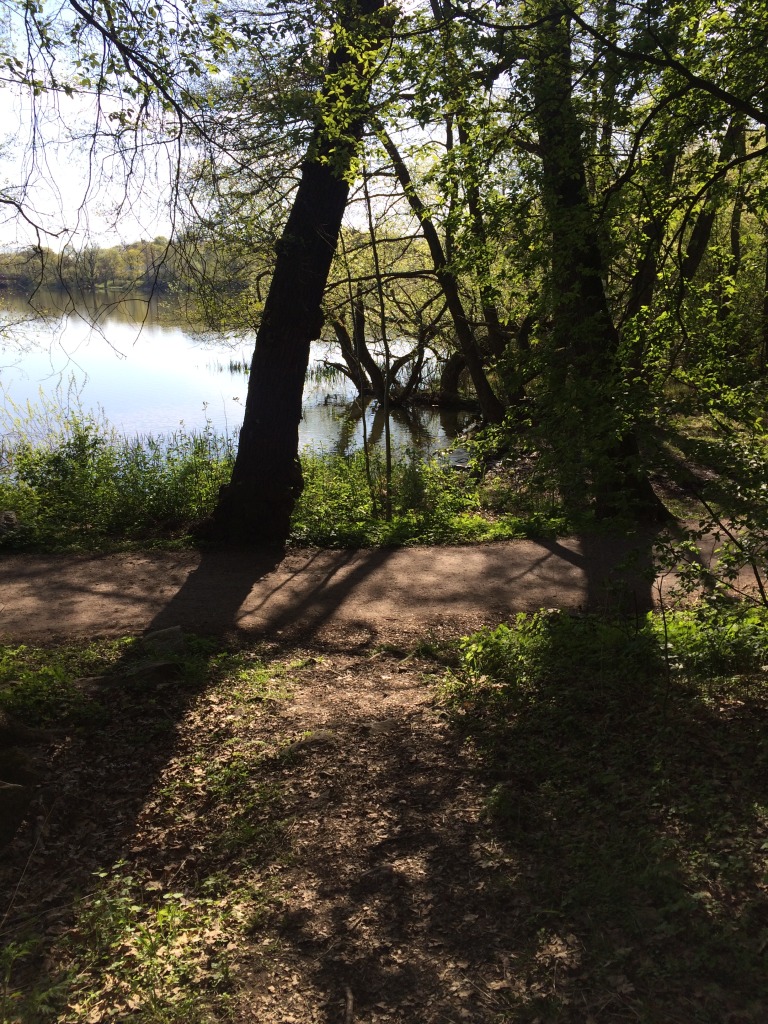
[293,446,564,547]
[0,638,133,726]
[211,653,293,703]
[53,867,234,1023]
[0,409,234,551]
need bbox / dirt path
[1,639,567,1023]
[3,539,766,1022]
[224,649,505,1024]
[0,536,659,644]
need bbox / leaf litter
[1,624,767,1023]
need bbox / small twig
[657,576,673,716]
[344,985,354,1024]
[312,914,364,964]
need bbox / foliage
[0,638,133,725]
[653,384,768,607]
[56,871,233,1024]
[292,446,564,546]
[0,240,181,298]
[0,411,235,550]
[651,602,768,677]
[448,611,662,715]
[0,398,569,551]
[449,606,768,712]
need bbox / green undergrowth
[0,412,566,551]
[0,635,218,728]
[0,414,235,550]
[0,637,136,727]
[292,446,566,547]
[1,637,298,1023]
[440,605,768,1020]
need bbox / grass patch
[0,638,135,726]
[439,607,768,1020]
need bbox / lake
[0,290,472,453]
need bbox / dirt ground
[3,537,764,1023]
[0,536,661,645]
[220,646,537,1024]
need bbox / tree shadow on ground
[0,545,403,1012]
[536,529,659,616]
[140,545,397,640]
[238,630,768,1022]
[428,651,768,1021]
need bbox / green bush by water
[0,411,564,549]
[292,446,552,546]
[0,413,235,548]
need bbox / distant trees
[0,238,176,295]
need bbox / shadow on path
[144,545,397,642]
[0,542,402,970]
[538,529,658,616]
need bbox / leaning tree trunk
[209,0,388,544]
[378,129,506,424]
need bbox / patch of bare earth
[1,633,543,1024]
[237,646,517,1024]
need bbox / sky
[0,84,176,250]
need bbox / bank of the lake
[0,290,565,551]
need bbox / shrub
[0,413,234,548]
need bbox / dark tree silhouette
[209,0,391,544]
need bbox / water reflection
[0,286,184,328]
[309,396,471,457]
[0,290,472,453]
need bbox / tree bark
[679,118,742,297]
[533,3,667,521]
[209,0,388,544]
[439,351,466,404]
[378,129,506,424]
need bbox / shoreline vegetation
[0,405,566,552]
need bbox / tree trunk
[378,129,506,424]
[439,351,466,404]
[209,0,388,544]
[761,236,768,375]
[533,3,667,521]
[679,117,742,297]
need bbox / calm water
[0,290,471,452]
